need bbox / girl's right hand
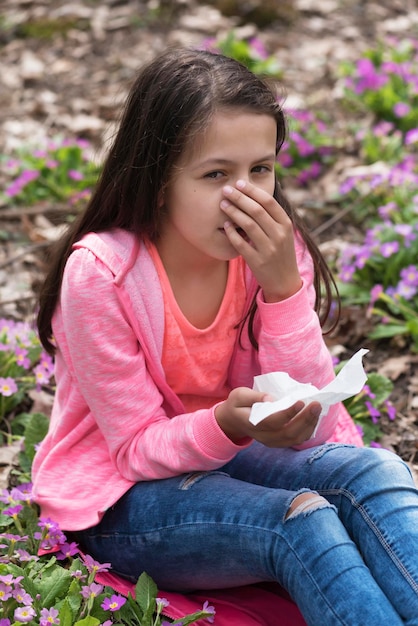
[215,387,322,447]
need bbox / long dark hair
[37,47,338,353]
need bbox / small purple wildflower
[393,101,410,117]
[365,401,381,424]
[82,554,111,574]
[39,607,60,626]
[71,569,87,581]
[68,169,84,181]
[13,606,36,623]
[2,504,23,518]
[15,347,30,369]
[56,541,79,560]
[0,583,13,601]
[13,587,33,605]
[385,400,396,421]
[0,377,18,396]
[81,582,104,599]
[405,128,418,144]
[101,594,127,611]
[380,241,399,258]
[202,600,216,623]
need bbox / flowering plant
[0,484,215,625]
[1,138,100,207]
[338,371,395,446]
[276,108,338,186]
[337,203,418,349]
[341,37,418,133]
[202,32,282,77]
[0,319,53,471]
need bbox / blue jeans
[73,444,418,625]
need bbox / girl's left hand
[221,180,302,302]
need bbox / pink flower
[13,606,36,623]
[101,594,127,611]
[40,607,59,626]
[81,582,104,599]
[0,377,18,396]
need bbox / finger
[223,180,289,224]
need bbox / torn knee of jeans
[285,493,334,521]
[179,470,229,490]
[308,442,355,464]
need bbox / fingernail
[223,185,233,194]
[310,405,322,419]
[220,199,230,209]
[236,179,246,189]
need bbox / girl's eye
[204,171,224,179]
[252,165,271,174]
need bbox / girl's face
[158,108,277,265]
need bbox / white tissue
[249,348,369,433]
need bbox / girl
[33,48,418,625]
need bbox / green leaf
[59,598,74,626]
[23,412,50,462]
[135,571,157,614]
[74,618,101,626]
[35,566,72,607]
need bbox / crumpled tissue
[249,348,369,433]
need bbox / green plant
[340,37,418,133]
[0,486,215,625]
[203,32,282,77]
[1,138,101,208]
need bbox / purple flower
[15,347,30,369]
[393,101,410,117]
[81,582,104,599]
[13,587,33,605]
[405,128,418,144]
[82,554,111,574]
[354,58,388,93]
[101,594,127,611]
[56,541,79,560]
[0,619,11,626]
[385,400,396,421]
[156,597,170,610]
[202,600,216,623]
[0,583,13,601]
[365,401,381,424]
[68,169,84,181]
[400,265,418,286]
[394,281,417,300]
[0,377,18,396]
[2,504,23,518]
[13,606,36,623]
[15,549,39,562]
[370,441,383,448]
[40,607,59,626]
[380,241,399,258]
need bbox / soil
[0,0,417,479]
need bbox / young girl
[32,48,418,625]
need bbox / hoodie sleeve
[254,235,348,447]
[58,248,249,481]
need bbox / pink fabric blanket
[96,571,307,625]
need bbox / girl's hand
[220,180,302,302]
[215,387,321,447]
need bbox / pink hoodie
[32,228,362,530]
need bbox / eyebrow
[195,154,277,169]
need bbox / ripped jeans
[73,444,418,625]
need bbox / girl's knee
[285,492,333,521]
